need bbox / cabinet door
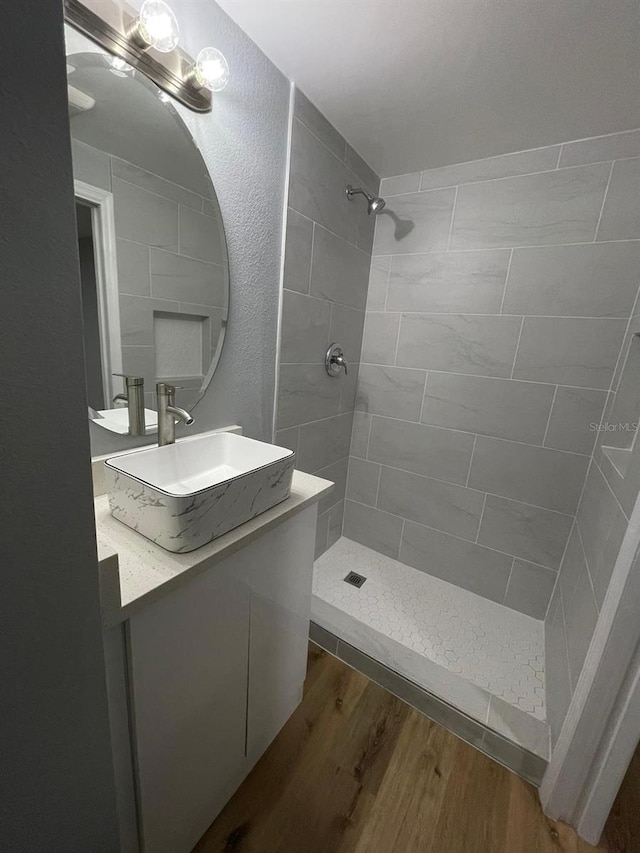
[243,506,317,763]
[128,564,250,853]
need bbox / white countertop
[95,469,333,624]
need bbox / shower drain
[344,571,367,588]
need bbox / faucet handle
[113,373,144,387]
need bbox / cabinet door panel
[244,506,317,761]
[128,565,250,853]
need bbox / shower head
[346,185,386,216]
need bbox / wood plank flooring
[194,644,611,853]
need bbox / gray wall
[275,89,379,557]
[72,139,226,414]
[547,180,640,744]
[90,0,290,455]
[346,129,640,622]
[0,1,120,847]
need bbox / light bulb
[193,47,229,92]
[136,0,179,53]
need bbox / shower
[345,184,386,215]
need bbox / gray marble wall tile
[297,412,353,473]
[329,304,366,363]
[478,495,572,570]
[420,146,561,191]
[289,120,359,244]
[283,209,313,294]
[563,557,599,691]
[71,139,111,190]
[399,521,513,603]
[116,239,150,296]
[577,463,628,608]
[468,437,589,514]
[545,584,572,745]
[380,172,421,197]
[396,314,522,377]
[294,89,345,160]
[111,158,202,209]
[274,427,299,456]
[317,457,348,514]
[277,364,341,429]
[346,457,381,506]
[387,249,509,314]
[512,317,626,389]
[559,130,640,168]
[503,242,640,318]
[368,416,475,486]
[113,178,178,250]
[150,248,226,306]
[366,256,390,310]
[449,164,610,250]
[356,203,377,255]
[345,144,379,193]
[544,387,607,455]
[179,205,225,264]
[373,188,456,256]
[310,225,370,309]
[421,373,554,444]
[378,466,484,540]
[280,290,331,364]
[596,158,640,242]
[360,312,400,365]
[343,499,404,559]
[328,500,344,548]
[338,362,361,414]
[350,412,372,458]
[504,560,556,620]
[559,523,587,606]
[356,364,426,421]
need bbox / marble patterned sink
[104,433,295,552]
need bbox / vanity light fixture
[130,0,180,54]
[64,0,230,112]
[191,47,230,93]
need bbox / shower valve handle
[326,343,348,377]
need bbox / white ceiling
[216,0,640,178]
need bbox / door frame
[74,179,122,405]
[540,489,640,844]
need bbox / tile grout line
[555,146,564,169]
[593,160,615,243]
[541,385,559,447]
[417,371,430,424]
[574,521,600,614]
[498,248,514,315]
[509,316,526,380]
[502,557,517,604]
[475,493,488,544]
[445,185,459,251]
[465,435,478,488]
[371,237,640,258]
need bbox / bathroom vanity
[94,436,332,853]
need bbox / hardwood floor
[195,644,610,853]
[601,735,640,852]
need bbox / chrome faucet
[113,374,146,436]
[156,382,195,446]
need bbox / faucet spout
[156,383,195,446]
[166,405,194,426]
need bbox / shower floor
[312,537,550,762]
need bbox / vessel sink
[104,433,295,552]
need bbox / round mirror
[65,27,228,436]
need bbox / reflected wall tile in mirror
[71,139,111,191]
[118,294,179,346]
[150,249,226,307]
[179,205,226,265]
[113,178,178,250]
[121,345,156,390]
[116,239,150,296]
[111,158,202,211]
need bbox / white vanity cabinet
[125,506,317,853]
